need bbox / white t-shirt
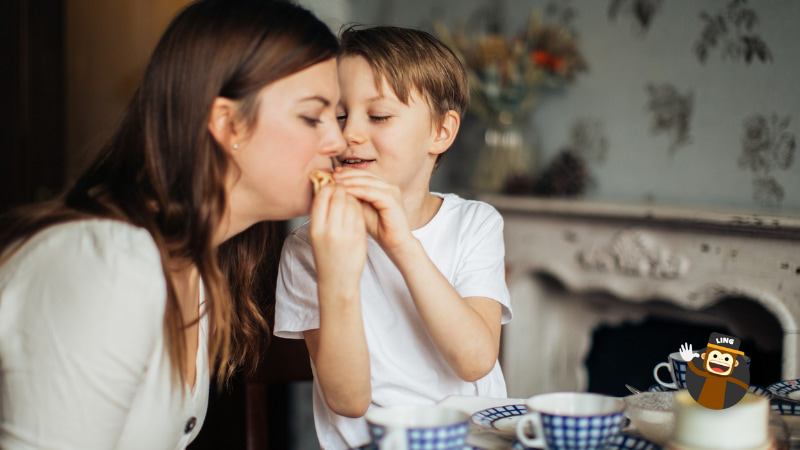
[0,220,209,450]
[275,193,512,449]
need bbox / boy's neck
[404,190,444,231]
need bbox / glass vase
[471,119,538,194]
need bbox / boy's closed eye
[336,114,347,129]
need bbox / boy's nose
[343,120,367,146]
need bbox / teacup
[515,392,626,450]
[653,351,688,390]
[654,350,751,390]
[365,405,469,450]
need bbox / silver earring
[232,143,238,150]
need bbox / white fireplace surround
[483,196,800,398]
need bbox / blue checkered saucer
[470,404,527,436]
[767,379,800,415]
[511,434,661,450]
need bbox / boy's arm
[305,182,372,417]
[390,238,503,381]
[336,170,503,381]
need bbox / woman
[0,0,360,448]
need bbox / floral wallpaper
[306,0,799,211]
[694,0,772,65]
[646,83,694,156]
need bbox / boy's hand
[308,181,367,296]
[332,168,414,253]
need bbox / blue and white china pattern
[747,384,774,399]
[516,412,625,450]
[603,435,662,449]
[543,413,623,449]
[471,404,527,434]
[367,420,469,450]
[653,353,688,390]
[767,379,800,415]
[512,434,661,450]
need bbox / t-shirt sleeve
[273,227,321,339]
[0,221,166,449]
[452,205,513,324]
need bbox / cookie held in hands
[309,169,333,194]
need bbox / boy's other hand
[333,168,414,254]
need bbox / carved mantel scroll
[578,229,689,279]
[482,196,800,398]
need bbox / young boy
[274,25,512,449]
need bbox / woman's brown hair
[0,0,338,386]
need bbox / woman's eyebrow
[298,95,331,106]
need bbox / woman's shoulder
[1,219,168,352]
[4,219,165,296]
[27,219,161,265]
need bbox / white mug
[365,405,469,450]
[515,392,625,450]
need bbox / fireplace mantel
[481,195,800,398]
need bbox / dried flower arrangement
[434,11,588,126]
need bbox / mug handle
[377,427,407,450]
[515,413,545,449]
[653,362,678,390]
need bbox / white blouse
[0,220,209,450]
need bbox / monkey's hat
[707,332,743,355]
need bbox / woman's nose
[321,122,346,156]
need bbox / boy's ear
[430,110,461,155]
[208,97,244,153]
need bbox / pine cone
[531,149,590,197]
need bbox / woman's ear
[430,110,461,155]
[208,97,242,153]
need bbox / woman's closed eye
[302,116,322,127]
[370,115,390,123]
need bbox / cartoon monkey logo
[681,332,750,410]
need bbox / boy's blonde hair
[339,25,469,167]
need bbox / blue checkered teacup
[365,405,469,450]
[655,350,751,390]
[515,392,625,450]
[653,351,688,390]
